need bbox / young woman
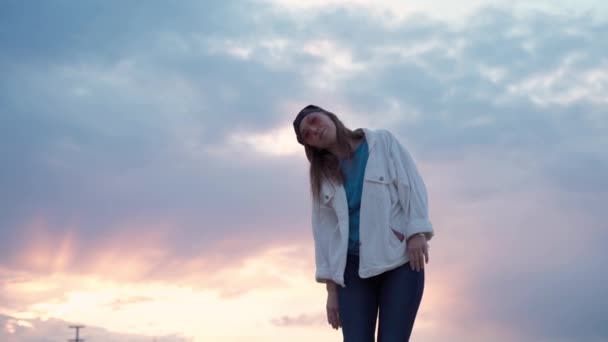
[293,104,434,342]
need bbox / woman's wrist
[326,281,338,292]
[407,232,426,241]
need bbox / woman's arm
[311,198,333,283]
[387,130,434,241]
[326,281,338,292]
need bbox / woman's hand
[326,287,341,329]
[407,233,429,272]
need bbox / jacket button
[379,176,384,181]
[324,195,329,199]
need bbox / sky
[1,0,607,341]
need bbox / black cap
[293,104,325,145]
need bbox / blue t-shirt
[339,138,369,255]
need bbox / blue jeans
[337,254,424,342]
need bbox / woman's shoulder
[362,127,394,136]
[362,128,397,145]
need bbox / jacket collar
[320,128,378,202]
[361,128,378,152]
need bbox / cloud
[0,313,192,342]
[270,312,325,327]
[419,157,608,341]
[0,244,327,341]
[0,1,607,341]
[110,296,155,311]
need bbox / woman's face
[299,112,337,149]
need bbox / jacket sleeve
[387,130,435,241]
[311,197,332,283]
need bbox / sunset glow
[1,0,606,341]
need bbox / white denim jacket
[311,128,434,287]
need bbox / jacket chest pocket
[363,161,398,205]
[363,150,396,185]
[364,173,391,185]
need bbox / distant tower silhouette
[68,325,85,342]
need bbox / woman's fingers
[333,310,338,329]
[326,291,340,329]
[334,310,341,329]
[326,304,338,329]
[408,250,413,270]
[408,235,430,272]
[409,247,428,271]
[327,308,340,329]
[409,249,419,271]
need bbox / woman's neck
[327,137,362,159]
